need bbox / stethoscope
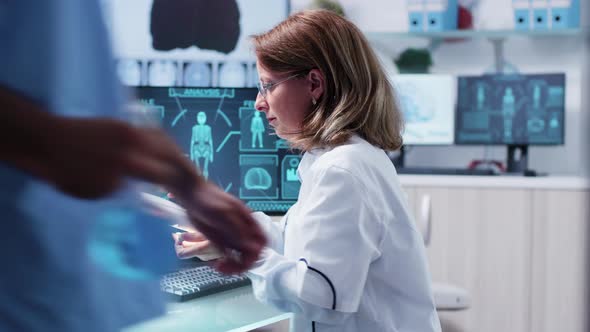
[283,211,337,332]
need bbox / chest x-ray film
[133,87,301,215]
[392,74,456,145]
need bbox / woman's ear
[307,69,325,102]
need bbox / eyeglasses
[256,73,302,98]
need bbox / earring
[312,97,317,106]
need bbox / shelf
[367,28,588,41]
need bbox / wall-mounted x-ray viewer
[131,87,301,215]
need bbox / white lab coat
[247,135,441,332]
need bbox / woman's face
[254,61,312,141]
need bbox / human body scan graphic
[502,87,515,141]
[251,111,264,148]
[190,111,214,178]
[135,87,300,214]
[456,73,565,145]
[476,84,485,110]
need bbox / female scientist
[175,9,441,332]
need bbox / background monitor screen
[391,74,456,145]
[133,87,301,215]
[455,73,565,145]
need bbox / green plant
[394,48,433,73]
[311,0,346,16]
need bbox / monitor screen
[455,73,565,145]
[391,74,456,145]
[132,87,301,215]
[102,0,289,88]
[104,0,289,60]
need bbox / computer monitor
[389,74,456,169]
[391,74,456,146]
[132,87,301,215]
[455,73,566,173]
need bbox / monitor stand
[390,146,406,169]
[506,144,529,174]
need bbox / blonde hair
[252,9,403,151]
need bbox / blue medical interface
[455,73,565,145]
[134,87,301,214]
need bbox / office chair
[418,195,471,311]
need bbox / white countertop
[398,175,590,190]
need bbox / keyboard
[160,264,251,302]
[246,201,295,213]
[396,167,498,176]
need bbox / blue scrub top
[0,1,164,331]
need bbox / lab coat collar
[296,134,364,184]
[296,151,316,184]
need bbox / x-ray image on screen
[147,60,178,86]
[183,62,212,87]
[105,0,289,60]
[391,74,456,145]
[150,0,240,54]
[133,87,300,214]
[455,73,565,145]
[218,61,248,87]
[117,59,143,86]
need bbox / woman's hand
[173,231,220,260]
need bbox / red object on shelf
[458,5,474,30]
[442,5,474,44]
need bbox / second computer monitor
[455,73,565,145]
[133,87,301,215]
[391,74,456,145]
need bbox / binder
[424,0,458,31]
[512,0,531,30]
[407,0,425,32]
[531,0,549,30]
[549,0,580,29]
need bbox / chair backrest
[414,194,471,311]
[418,194,432,247]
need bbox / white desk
[124,286,291,332]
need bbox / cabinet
[401,176,589,332]
[530,190,589,332]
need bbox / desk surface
[398,175,590,190]
[124,286,291,332]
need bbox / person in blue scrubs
[0,1,265,331]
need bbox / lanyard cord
[286,211,337,331]
[298,258,337,332]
